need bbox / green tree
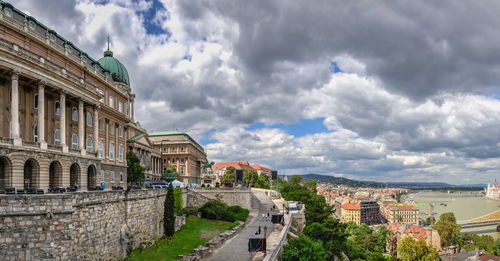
[423,216,436,226]
[303,194,332,224]
[164,183,175,237]
[282,234,327,261]
[173,187,183,215]
[220,167,236,184]
[162,166,177,182]
[304,180,317,193]
[126,151,145,183]
[397,237,440,261]
[433,212,461,247]
[303,218,348,260]
[243,170,259,185]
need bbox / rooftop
[341,203,361,210]
[148,131,186,136]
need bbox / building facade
[211,160,273,186]
[148,131,207,185]
[382,204,420,224]
[341,203,361,224]
[360,200,381,225]
[0,1,139,191]
[127,124,162,181]
[485,180,500,200]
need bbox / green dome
[97,50,130,86]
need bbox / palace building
[148,131,207,185]
[0,1,164,191]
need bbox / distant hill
[290,174,487,189]
[293,174,385,188]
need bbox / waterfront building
[382,204,419,224]
[148,131,207,185]
[485,179,500,200]
[0,1,157,191]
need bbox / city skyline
[12,0,500,184]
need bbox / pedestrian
[261,213,265,220]
[267,212,270,221]
[258,225,261,234]
[264,225,267,235]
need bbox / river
[406,191,499,238]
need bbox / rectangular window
[100,170,105,181]
[109,142,115,160]
[99,118,104,131]
[109,122,115,135]
[118,144,123,161]
[110,171,115,182]
[86,112,93,127]
[118,126,123,137]
[120,172,124,182]
[98,140,104,158]
[118,102,123,113]
[54,128,61,145]
[109,96,114,108]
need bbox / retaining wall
[0,189,185,260]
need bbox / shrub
[174,187,183,215]
[227,205,250,221]
[199,200,235,222]
[199,200,249,222]
[180,207,199,217]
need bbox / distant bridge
[458,210,500,231]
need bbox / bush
[199,200,250,222]
[180,207,199,217]
[174,188,183,215]
[199,200,235,222]
[227,205,250,221]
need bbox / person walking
[258,225,261,234]
[264,225,267,235]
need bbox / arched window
[109,142,115,160]
[33,124,38,142]
[72,107,78,121]
[118,144,123,161]
[110,171,115,182]
[54,128,61,145]
[86,136,93,152]
[120,172,124,182]
[3,7,13,17]
[54,101,61,115]
[86,112,93,127]
[34,94,39,109]
[71,133,78,150]
[98,140,104,158]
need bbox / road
[205,191,275,261]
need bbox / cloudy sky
[13,0,500,184]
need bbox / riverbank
[407,191,499,238]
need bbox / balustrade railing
[47,144,62,152]
[0,137,13,145]
[22,140,38,148]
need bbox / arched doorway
[0,156,12,192]
[49,161,63,188]
[70,163,80,188]
[23,158,40,189]
[87,165,97,189]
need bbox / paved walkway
[205,191,276,261]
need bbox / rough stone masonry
[0,188,254,261]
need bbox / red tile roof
[390,205,417,210]
[342,203,361,210]
[212,161,273,172]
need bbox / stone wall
[0,189,186,260]
[185,188,256,209]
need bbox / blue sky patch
[330,61,342,73]
[133,0,169,35]
[246,117,329,137]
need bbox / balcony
[47,144,62,152]
[22,140,38,148]
[0,137,13,145]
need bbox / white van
[286,201,300,214]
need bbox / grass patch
[128,217,238,261]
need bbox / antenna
[107,35,110,50]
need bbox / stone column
[38,81,47,149]
[93,105,99,154]
[78,99,85,156]
[60,91,68,153]
[10,70,21,146]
